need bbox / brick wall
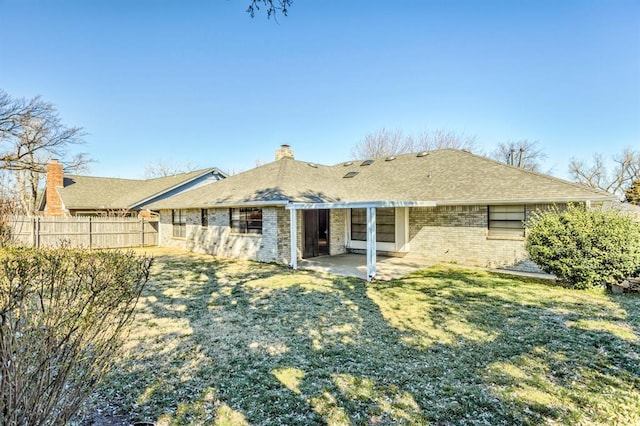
[44,160,66,217]
[329,209,347,255]
[159,207,280,263]
[157,204,560,271]
[407,204,559,269]
[158,206,350,265]
[276,208,303,264]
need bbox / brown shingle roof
[57,168,219,210]
[146,159,346,209]
[330,150,614,204]
[147,149,615,210]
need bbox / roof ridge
[141,167,214,182]
[65,174,143,182]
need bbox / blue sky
[1,0,638,179]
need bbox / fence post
[88,217,92,250]
[35,217,40,248]
[140,219,145,247]
[32,217,36,248]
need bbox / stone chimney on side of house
[45,159,65,217]
[275,144,294,161]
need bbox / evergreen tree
[625,179,640,205]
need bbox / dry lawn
[75,247,640,425]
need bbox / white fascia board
[286,200,437,210]
[130,168,220,209]
[435,196,617,206]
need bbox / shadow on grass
[77,254,640,425]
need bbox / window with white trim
[351,208,396,243]
[230,208,262,234]
[172,209,187,238]
[488,205,525,236]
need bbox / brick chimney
[45,159,65,217]
[275,144,294,161]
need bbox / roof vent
[360,160,374,166]
[343,171,359,179]
[343,161,353,166]
[308,162,318,168]
[416,151,429,157]
[385,156,396,161]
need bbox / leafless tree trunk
[0,89,90,215]
[569,148,640,198]
[490,139,548,172]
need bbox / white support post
[366,207,377,282]
[290,208,298,270]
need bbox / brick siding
[407,204,559,269]
[329,209,347,255]
[158,203,560,272]
[44,160,65,217]
[159,207,279,263]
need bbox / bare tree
[247,0,292,18]
[0,90,89,215]
[414,129,478,152]
[351,128,413,159]
[490,139,548,171]
[569,147,640,198]
[0,91,49,139]
[143,159,200,178]
[351,128,477,159]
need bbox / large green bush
[0,247,152,425]
[526,204,640,289]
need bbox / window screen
[230,208,263,234]
[172,209,187,238]
[488,205,525,236]
[351,208,395,243]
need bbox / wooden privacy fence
[7,216,159,249]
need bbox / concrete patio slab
[297,253,556,281]
[297,254,434,281]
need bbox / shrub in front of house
[526,204,640,289]
[0,247,152,425]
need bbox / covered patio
[297,253,434,281]
[287,200,436,281]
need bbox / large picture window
[230,208,262,234]
[488,205,525,236]
[351,208,395,243]
[172,209,186,238]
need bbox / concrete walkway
[297,253,555,281]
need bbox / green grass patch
[75,248,640,425]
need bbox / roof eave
[286,200,437,210]
[129,168,220,209]
[435,195,617,206]
[151,200,291,210]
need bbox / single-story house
[38,159,226,217]
[147,145,616,281]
